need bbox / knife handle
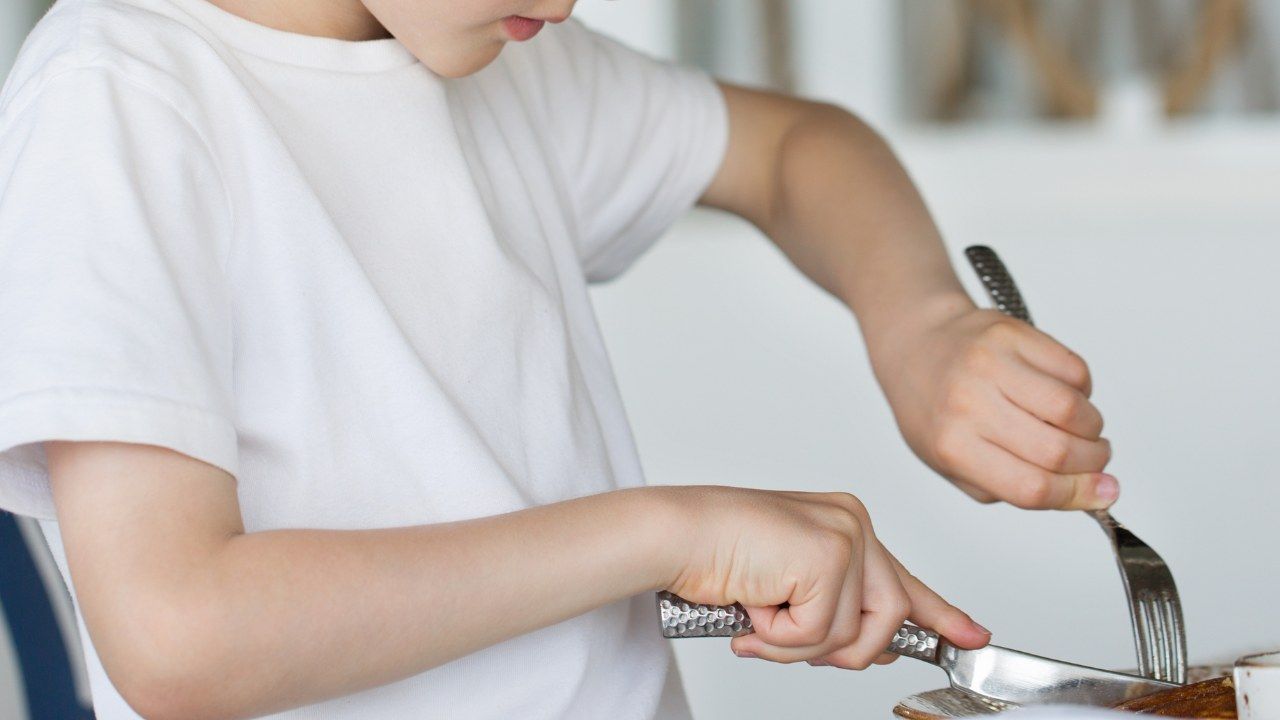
[964,245,1034,326]
[656,592,941,663]
[888,625,942,663]
[656,592,752,638]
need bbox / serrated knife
[656,592,1178,707]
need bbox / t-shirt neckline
[157,0,420,73]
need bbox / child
[0,1,1116,718]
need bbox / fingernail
[972,620,992,636]
[808,660,829,667]
[734,650,758,659]
[1094,474,1120,504]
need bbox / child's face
[362,0,578,77]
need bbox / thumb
[1049,472,1120,511]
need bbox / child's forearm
[705,86,974,364]
[48,441,682,720]
[765,104,974,360]
[201,489,677,717]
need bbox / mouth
[502,16,548,41]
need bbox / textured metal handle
[656,592,752,638]
[657,592,941,664]
[888,625,942,663]
[964,246,1034,326]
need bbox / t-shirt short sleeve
[0,67,238,520]
[528,20,729,282]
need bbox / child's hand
[662,487,991,668]
[877,302,1116,510]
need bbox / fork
[963,245,1187,684]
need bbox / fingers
[997,355,1104,439]
[809,551,991,671]
[888,554,990,650]
[980,392,1111,475]
[817,541,911,670]
[953,479,998,504]
[731,572,846,655]
[732,519,864,662]
[1007,324,1093,397]
[945,434,1119,510]
[738,559,865,663]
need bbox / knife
[656,592,1178,707]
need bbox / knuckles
[823,491,868,518]
[931,426,967,470]
[1047,387,1083,426]
[1063,354,1092,393]
[884,594,912,627]
[1011,472,1057,509]
[941,383,978,416]
[817,494,868,536]
[1098,438,1113,466]
[983,319,1021,343]
[960,343,997,374]
[815,525,858,566]
[1040,435,1074,473]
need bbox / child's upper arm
[45,441,242,704]
[698,82,837,233]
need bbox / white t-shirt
[0,0,727,717]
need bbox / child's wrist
[630,485,709,592]
[865,291,974,370]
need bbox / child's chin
[420,43,505,79]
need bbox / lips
[502,16,546,41]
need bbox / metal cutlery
[651,245,1188,698]
[963,245,1187,685]
[657,592,1177,707]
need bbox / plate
[893,665,1234,718]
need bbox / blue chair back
[0,513,94,719]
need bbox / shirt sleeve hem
[0,388,239,520]
[584,71,731,283]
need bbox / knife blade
[889,625,1179,707]
[657,592,1179,707]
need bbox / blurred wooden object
[930,1,976,120]
[761,0,795,91]
[674,0,794,92]
[976,0,1098,118]
[922,0,1268,121]
[1164,0,1248,115]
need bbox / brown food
[1112,676,1237,718]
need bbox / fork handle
[964,246,1034,326]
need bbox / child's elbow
[103,600,236,720]
[118,673,214,720]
